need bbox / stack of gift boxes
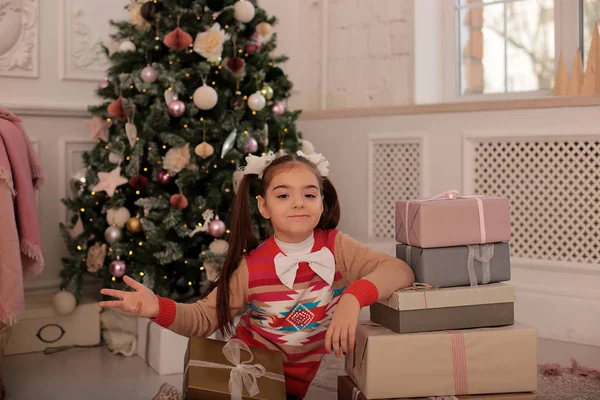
[341,190,539,400]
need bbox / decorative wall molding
[58,0,126,81]
[4,102,89,117]
[0,0,39,78]
[367,132,429,238]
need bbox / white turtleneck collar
[274,232,314,256]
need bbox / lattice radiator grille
[370,140,421,238]
[472,139,600,264]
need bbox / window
[582,0,600,67]
[438,0,590,102]
[456,0,556,96]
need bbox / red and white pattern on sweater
[237,229,346,347]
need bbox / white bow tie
[274,247,336,289]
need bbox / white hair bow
[240,150,331,179]
[296,150,330,177]
[242,151,276,179]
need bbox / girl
[99,151,414,399]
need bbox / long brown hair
[212,153,341,337]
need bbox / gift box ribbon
[466,244,494,287]
[399,282,438,309]
[185,338,285,400]
[403,189,487,246]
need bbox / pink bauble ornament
[109,258,127,278]
[141,65,158,83]
[208,218,226,238]
[244,137,258,153]
[272,102,285,116]
[168,99,186,117]
[245,42,259,55]
[98,78,110,89]
[157,170,172,185]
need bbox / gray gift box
[396,242,511,288]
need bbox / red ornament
[163,27,193,50]
[107,97,127,120]
[157,170,172,185]
[129,174,148,190]
[170,193,188,209]
[245,42,260,55]
[226,57,245,74]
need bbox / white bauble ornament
[52,290,77,315]
[118,40,136,52]
[106,207,131,228]
[233,0,255,23]
[247,92,266,111]
[301,139,315,155]
[193,85,218,110]
[141,65,158,83]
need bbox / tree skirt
[153,356,600,400]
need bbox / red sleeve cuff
[150,296,177,328]
[343,279,379,307]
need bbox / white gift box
[137,315,241,375]
[5,294,101,355]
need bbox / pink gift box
[395,190,510,248]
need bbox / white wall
[298,104,600,348]
[262,0,415,110]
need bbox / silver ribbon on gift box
[466,243,494,287]
[185,338,285,400]
[406,243,495,288]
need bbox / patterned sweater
[152,229,414,398]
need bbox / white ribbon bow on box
[274,247,336,289]
[185,339,285,400]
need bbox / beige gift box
[371,283,515,334]
[345,322,538,399]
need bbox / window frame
[440,0,582,103]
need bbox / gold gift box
[183,337,287,400]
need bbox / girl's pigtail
[216,174,259,337]
[318,177,341,230]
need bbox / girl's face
[257,163,323,243]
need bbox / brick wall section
[462,1,484,94]
[326,0,414,108]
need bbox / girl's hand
[99,275,160,319]
[325,294,361,357]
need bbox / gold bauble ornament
[261,84,274,100]
[126,216,142,233]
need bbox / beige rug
[154,355,600,399]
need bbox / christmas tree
[59,0,305,302]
